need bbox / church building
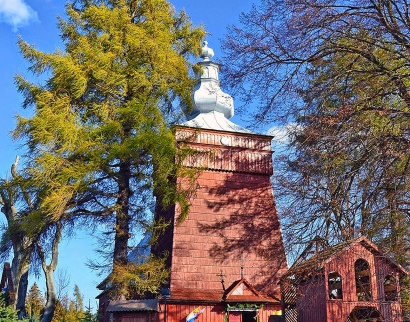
[97,41,288,322]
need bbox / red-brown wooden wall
[154,127,288,299]
[292,240,405,322]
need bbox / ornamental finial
[200,41,214,61]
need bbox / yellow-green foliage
[51,285,85,322]
[15,0,204,217]
[110,255,169,299]
[14,0,205,296]
[25,283,44,321]
[0,298,19,322]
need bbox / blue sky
[0,0,256,309]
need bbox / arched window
[328,271,343,299]
[355,259,372,301]
[384,275,398,301]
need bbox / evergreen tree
[25,283,44,321]
[51,299,66,322]
[51,285,85,322]
[0,296,19,322]
[15,0,204,303]
[72,285,83,319]
[80,304,98,322]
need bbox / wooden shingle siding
[100,126,288,322]
[152,127,288,300]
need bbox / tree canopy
[222,0,410,267]
[12,0,204,308]
[222,0,410,124]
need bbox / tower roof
[182,42,251,133]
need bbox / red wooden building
[280,236,408,322]
[0,262,15,306]
[97,42,288,322]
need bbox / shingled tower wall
[153,42,288,305]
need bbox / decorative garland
[226,303,264,310]
[224,303,264,322]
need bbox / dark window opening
[355,259,372,301]
[384,275,398,302]
[242,311,256,322]
[347,306,383,322]
[328,271,343,299]
[268,315,283,322]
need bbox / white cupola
[183,41,250,133]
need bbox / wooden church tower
[98,42,288,322]
[152,42,288,322]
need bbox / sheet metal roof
[107,299,158,312]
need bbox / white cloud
[0,0,38,30]
[268,123,301,145]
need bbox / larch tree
[25,283,45,321]
[51,284,85,322]
[72,285,84,316]
[14,0,204,305]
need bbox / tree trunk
[0,157,33,319]
[113,159,131,265]
[41,266,57,322]
[12,257,29,319]
[11,231,33,319]
[6,238,32,321]
[39,222,62,322]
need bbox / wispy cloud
[0,0,38,31]
[268,123,300,145]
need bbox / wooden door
[229,312,242,322]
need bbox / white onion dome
[182,42,250,133]
[186,41,234,120]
